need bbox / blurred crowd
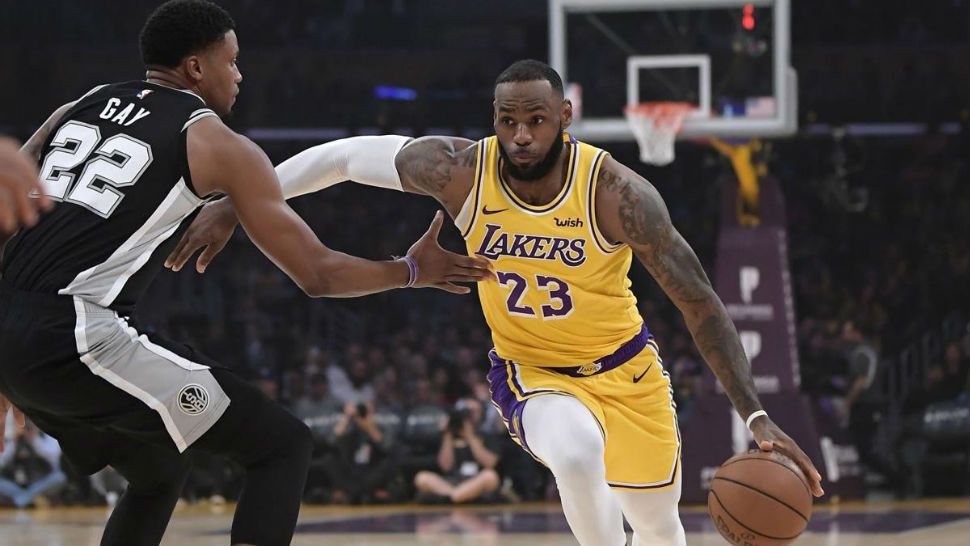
[784,126,970,497]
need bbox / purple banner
[706,175,800,395]
[679,175,864,503]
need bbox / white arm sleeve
[275,135,412,199]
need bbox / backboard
[550,0,797,141]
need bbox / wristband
[745,410,768,430]
[401,255,418,288]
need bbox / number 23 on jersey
[497,271,574,320]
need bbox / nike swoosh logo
[482,206,508,215]
[633,363,653,384]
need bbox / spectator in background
[667,332,704,420]
[0,421,66,508]
[905,341,969,416]
[296,373,343,505]
[293,373,340,420]
[837,321,884,476]
[329,356,375,405]
[414,399,501,504]
[302,345,329,377]
[283,369,307,407]
[942,341,970,396]
[840,321,880,423]
[253,367,280,401]
[327,401,395,504]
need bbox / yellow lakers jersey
[458,135,644,367]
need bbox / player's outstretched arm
[271,134,477,213]
[166,134,479,272]
[183,118,492,297]
[0,138,50,235]
[594,157,824,497]
[0,100,78,236]
[0,100,73,234]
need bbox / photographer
[326,401,395,504]
[414,400,501,504]
[0,421,66,508]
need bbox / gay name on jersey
[474,223,587,267]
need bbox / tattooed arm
[595,156,824,496]
[394,136,479,218]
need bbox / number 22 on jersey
[38,120,153,218]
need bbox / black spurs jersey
[1,81,218,313]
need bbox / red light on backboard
[742,3,755,30]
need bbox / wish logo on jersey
[474,223,587,267]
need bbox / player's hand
[0,394,26,454]
[406,210,495,294]
[164,198,238,273]
[750,417,825,497]
[0,137,53,233]
[461,420,475,440]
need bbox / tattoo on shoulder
[600,166,712,305]
[399,139,477,195]
[598,167,661,247]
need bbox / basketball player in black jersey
[0,2,491,545]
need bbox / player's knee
[549,447,604,486]
[414,471,434,491]
[251,410,313,469]
[542,430,604,484]
[481,469,500,491]
[282,417,313,465]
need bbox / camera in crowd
[447,407,471,437]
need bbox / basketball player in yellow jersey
[169,60,824,546]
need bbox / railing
[874,311,967,408]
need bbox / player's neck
[503,144,572,206]
[145,67,202,98]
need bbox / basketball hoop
[624,102,695,166]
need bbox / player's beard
[499,125,565,182]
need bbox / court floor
[1,499,968,545]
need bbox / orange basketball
[707,450,813,546]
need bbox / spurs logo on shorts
[178,384,209,415]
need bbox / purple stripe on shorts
[486,351,536,457]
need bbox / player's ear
[561,98,573,130]
[184,55,204,83]
[492,100,499,126]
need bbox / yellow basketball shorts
[486,333,681,490]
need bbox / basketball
[708,450,813,546]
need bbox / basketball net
[624,102,694,166]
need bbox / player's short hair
[139,0,236,68]
[495,59,565,97]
